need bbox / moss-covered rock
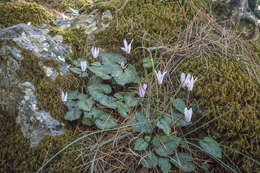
[0,112,82,173]
[0,1,53,29]
[179,55,260,172]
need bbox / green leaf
[65,108,81,121]
[95,111,117,129]
[199,137,222,159]
[142,57,153,68]
[134,138,148,151]
[152,135,181,157]
[67,90,80,100]
[172,98,186,114]
[144,136,151,142]
[91,62,101,66]
[170,152,195,172]
[158,158,171,173]
[82,117,95,126]
[88,83,117,109]
[88,66,111,80]
[79,71,88,77]
[101,52,126,65]
[124,92,139,107]
[172,111,191,127]
[156,115,172,135]
[131,112,153,134]
[113,64,139,86]
[83,108,102,119]
[70,67,82,74]
[141,152,158,168]
[77,97,94,112]
[116,101,130,118]
[114,93,124,100]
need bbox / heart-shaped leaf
[95,111,117,129]
[124,92,139,107]
[140,152,158,168]
[170,152,195,172]
[172,98,186,114]
[199,137,222,159]
[156,115,172,135]
[116,101,130,118]
[172,111,191,127]
[158,158,171,173]
[65,108,81,121]
[134,138,148,151]
[152,135,180,157]
[131,112,153,134]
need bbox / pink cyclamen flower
[61,90,68,102]
[91,47,100,59]
[154,70,167,85]
[184,107,192,122]
[80,61,87,72]
[121,39,133,54]
[138,83,147,98]
[120,60,128,69]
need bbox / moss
[60,28,87,60]
[0,1,53,29]
[36,0,87,11]
[0,112,82,173]
[179,55,259,172]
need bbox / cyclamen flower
[80,61,87,71]
[61,90,68,103]
[154,70,167,85]
[184,107,192,122]
[180,73,197,91]
[139,83,147,98]
[91,47,100,59]
[121,39,133,54]
[120,61,128,69]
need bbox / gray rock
[0,24,70,147]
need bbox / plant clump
[179,54,260,172]
[0,1,53,29]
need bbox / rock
[0,24,71,147]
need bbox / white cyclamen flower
[80,60,87,71]
[184,107,192,122]
[180,73,197,91]
[139,83,147,98]
[61,90,68,102]
[91,47,100,59]
[120,60,128,69]
[121,39,133,54]
[155,70,167,85]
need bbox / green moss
[0,1,53,29]
[179,55,259,172]
[0,113,82,173]
[59,28,87,60]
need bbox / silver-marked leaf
[113,64,139,86]
[77,98,94,112]
[114,93,124,100]
[134,138,148,151]
[65,108,81,121]
[170,152,195,172]
[95,111,117,129]
[172,98,186,114]
[172,111,191,127]
[124,92,139,107]
[88,83,117,109]
[199,137,222,159]
[116,101,130,118]
[88,66,111,80]
[158,158,171,173]
[131,112,153,134]
[141,152,158,168]
[156,115,172,135]
[152,135,181,157]
[91,62,101,66]
[67,90,80,100]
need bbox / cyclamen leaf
[124,92,139,107]
[95,111,117,129]
[142,57,153,68]
[172,111,191,127]
[199,137,222,159]
[116,101,130,118]
[156,115,172,135]
[65,108,81,121]
[131,112,153,134]
[140,152,158,168]
[134,138,148,151]
[88,66,111,80]
[170,152,195,172]
[152,135,181,157]
[113,64,139,86]
[77,98,94,112]
[172,98,186,114]
[158,158,171,173]
[70,67,82,74]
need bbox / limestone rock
[0,24,70,147]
